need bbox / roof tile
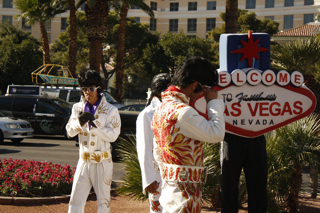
[273,23,320,37]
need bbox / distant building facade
[1,0,319,42]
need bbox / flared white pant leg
[91,160,113,213]
[159,181,202,213]
[68,159,113,213]
[68,161,92,213]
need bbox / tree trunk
[225,0,238,33]
[85,0,109,74]
[310,164,318,198]
[287,164,302,213]
[115,0,129,103]
[39,20,51,73]
[68,0,77,78]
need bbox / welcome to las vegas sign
[192,31,316,138]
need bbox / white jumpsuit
[136,97,162,213]
[66,95,121,213]
[152,87,225,213]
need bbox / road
[0,135,125,181]
[0,135,318,195]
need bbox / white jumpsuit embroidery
[66,95,121,213]
[136,97,162,212]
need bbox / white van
[41,85,81,104]
[6,85,81,104]
[6,85,124,108]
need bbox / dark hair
[78,70,103,96]
[146,73,172,106]
[172,57,218,93]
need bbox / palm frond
[115,136,148,201]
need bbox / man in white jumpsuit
[66,70,121,213]
[152,57,225,213]
[136,73,172,213]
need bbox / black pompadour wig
[78,70,103,96]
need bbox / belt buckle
[178,170,188,180]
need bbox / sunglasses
[198,82,211,90]
[81,86,100,93]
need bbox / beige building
[1,0,320,42]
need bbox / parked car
[118,104,146,112]
[112,110,140,161]
[0,95,72,136]
[0,110,34,144]
[6,85,125,108]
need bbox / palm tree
[272,113,320,212]
[113,0,153,102]
[225,0,238,33]
[271,38,320,113]
[67,0,77,77]
[76,0,110,73]
[271,38,320,201]
[116,136,148,201]
[202,142,221,207]
[14,0,66,72]
[53,0,77,77]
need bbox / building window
[151,2,157,11]
[134,17,140,23]
[2,16,12,25]
[22,18,31,30]
[284,0,294,7]
[3,0,13,8]
[265,0,274,8]
[207,1,216,10]
[284,15,293,30]
[188,2,197,11]
[150,18,157,31]
[169,19,178,32]
[81,3,85,11]
[305,0,314,5]
[206,18,216,31]
[188,35,196,39]
[188,19,197,32]
[61,18,68,30]
[246,0,256,9]
[170,3,179,11]
[265,16,274,20]
[304,14,314,24]
[132,5,140,9]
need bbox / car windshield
[0,110,14,117]
[53,99,72,111]
[102,91,118,104]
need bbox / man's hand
[145,181,158,194]
[203,87,218,103]
[78,112,95,126]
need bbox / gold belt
[81,150,111,163]
[161,163,207,184]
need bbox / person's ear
[193,82,202,93]
[192,82,198,90]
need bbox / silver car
[0,111,34,144]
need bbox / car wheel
[11,138,23,144]
[0,130,4,145]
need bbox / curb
[0,189,116,205]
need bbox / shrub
[0,158,75,197]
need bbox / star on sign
[231,30,269,68]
